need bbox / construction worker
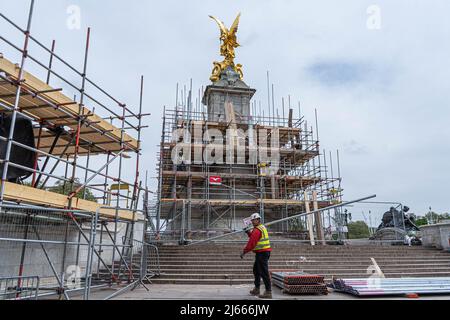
[240,212,272,299]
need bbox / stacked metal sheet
[271,271,328,295]
[331,277,450,297]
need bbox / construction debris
[331,277,450,296]
[271,271,328,295]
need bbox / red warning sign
[209,176,222,185]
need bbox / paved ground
[80,284,450,300]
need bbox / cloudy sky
[1,0,449,222]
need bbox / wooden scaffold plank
[0,55,138,155]
[1,181,142,221]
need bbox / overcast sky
[1,0,449,222]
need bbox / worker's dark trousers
[253,251,271,291]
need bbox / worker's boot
[258,290,272,299]
[249,287,260,296]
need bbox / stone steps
[147,244,450,285]
[156,249,449,254]
[155,268,450,279]
[155,250,449,255]
[158,264,450,271]
[154,258,450,264]
[104,264,450,274]
[157,254,449,258]
[150,272,450,285]
[158,247,429,250]
[156,259,450,265]
[155,251,449,256]
[156,255,449,259]
[157,244,431,249]
[159,265,450,272]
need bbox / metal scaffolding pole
[187,195,376,246]
[0,2,151,301]
[0,0,35,203]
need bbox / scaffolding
[152,81,344,243]
[0,1,157,299]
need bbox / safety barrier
[0,275,40,300]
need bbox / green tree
[415,216,428,226]
[46,178,97,202]
[347,221,370,239]
[440,212,450,221]
[415,211,450,225]
[425,211,440,224]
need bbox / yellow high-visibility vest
[254,224,271,251]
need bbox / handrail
[187,194,377,246]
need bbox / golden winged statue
[209,13,243,82]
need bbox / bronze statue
[209,13,243,82]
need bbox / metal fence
[0,204,90,300]
[101,237,161,300]
[0,202,159,300]
[0,276,40,300]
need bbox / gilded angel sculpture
[209,13,243,82]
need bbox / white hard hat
[250,213,261,220]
